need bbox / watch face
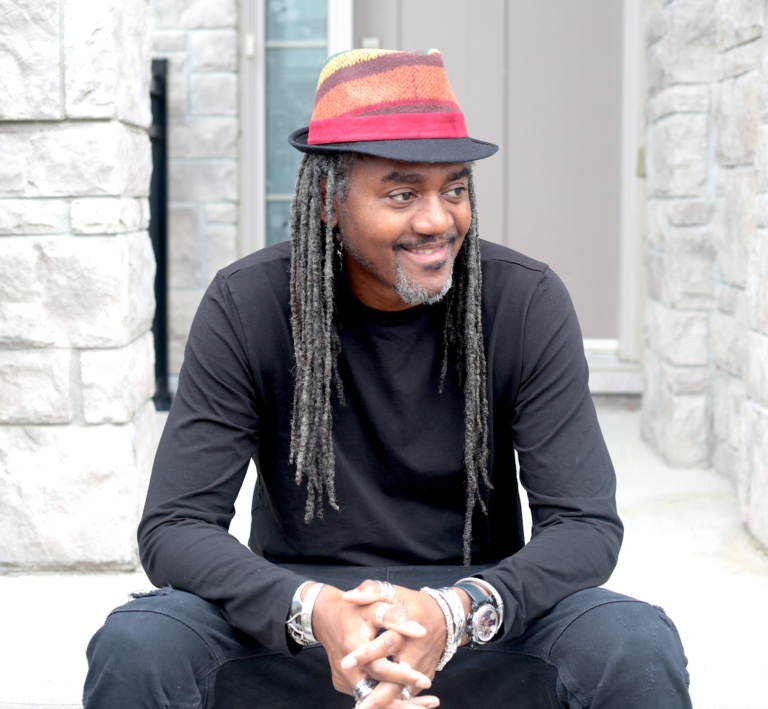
[473,605,499,643]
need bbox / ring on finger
[377,580,396,604]
[354,678,379,705]
[400,687,413,703]
[375,602,396,626]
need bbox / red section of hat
[307,112,468,145]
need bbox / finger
[366,657,431,690]
[357,680,405,709]
[341,630,404,669]
[342,579,388,605]
[377,604,426,638]
[383,696,440,709]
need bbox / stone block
[189,30,237,72]
[668,199,714,226]
[169,288,205,375]
[716,0,765,50]
[716,167,756,288]
[646,299,708,366]
[746,228,768,334]
[715,71,761,166]
[153,30,186,51]
[0,404,156,569]
[646,251,666,303]
[712,437,737,483]
[644,0,666,47]
[645,199,670,249]
[745,331,768,406]
[169,118,238,159]
[712,369,745,451]
[0,0,61,120]
[718,282,741,314]
[718,37,762,79]
[664,228,715,309]
[648,114,709,198]
[0,350,71,424]
[64,0,153,127]
[654,0,716,88]
[169,161,238,202]
[0,232,155,349]
[712,310,746,377]
[659,390,709,467]
[756,126,768,192]
[754,194,768,228]
[207,224,238,279]
[81,331,155,424]
[206,202,237,223]
[70,197,144,234]
[154,0,236,28]
[646,85,710,124]
[0,122,151,199]
[169,205,202,288]
[661,362,708,394]
[190,73,238,115]
[746,403,768,548]
[0,199,69,235]
[160,52,190,116]
[641,347,663,450]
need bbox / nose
[411,193,452,237]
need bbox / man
[84,49,691,709]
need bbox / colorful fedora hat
[288,48,498,163]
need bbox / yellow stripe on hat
[317,48,399,89]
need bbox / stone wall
[0,0,157,569]
[642,0,768,549]
[150,0,239,382]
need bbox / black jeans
[83,565,691,709]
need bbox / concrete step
[1,408,767,708]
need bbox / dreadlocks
[288,153,491,568]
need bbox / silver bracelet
[286,581,325,645]
[420,586,464,670]
[456,577,505,628]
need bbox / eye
[445,187,466,198]
[391,191,414,202]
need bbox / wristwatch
[454,582,501,648]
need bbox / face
[329,156,472,312]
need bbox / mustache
[394,234,459,251]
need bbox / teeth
[411,247,438,255]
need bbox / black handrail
[149,58,172,411]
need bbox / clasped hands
[311,579,454,709]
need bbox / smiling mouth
[404,245,445,255]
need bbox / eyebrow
[379,166,471,184]
[380,171,426,184]
[447,167,471,181]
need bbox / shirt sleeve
[476,267,624,641]
[138,273,309,656]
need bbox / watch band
[456,576,505,628]
[454,581,500,648]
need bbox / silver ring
[354,678,378,705]
[377,580,396,604]
[375,602,395,626]
[400,687,413,703]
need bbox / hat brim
[288,127,498,163]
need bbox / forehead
[348,156,470,186]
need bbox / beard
[393,257,455,305]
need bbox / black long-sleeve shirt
[139,239,623,656]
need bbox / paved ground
[1,405,767,708]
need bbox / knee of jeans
[554,601,689,678]
[87,604,213,677]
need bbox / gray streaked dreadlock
[288,152,491,567]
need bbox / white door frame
[239,0,353,258]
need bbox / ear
[319,177,339,228]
